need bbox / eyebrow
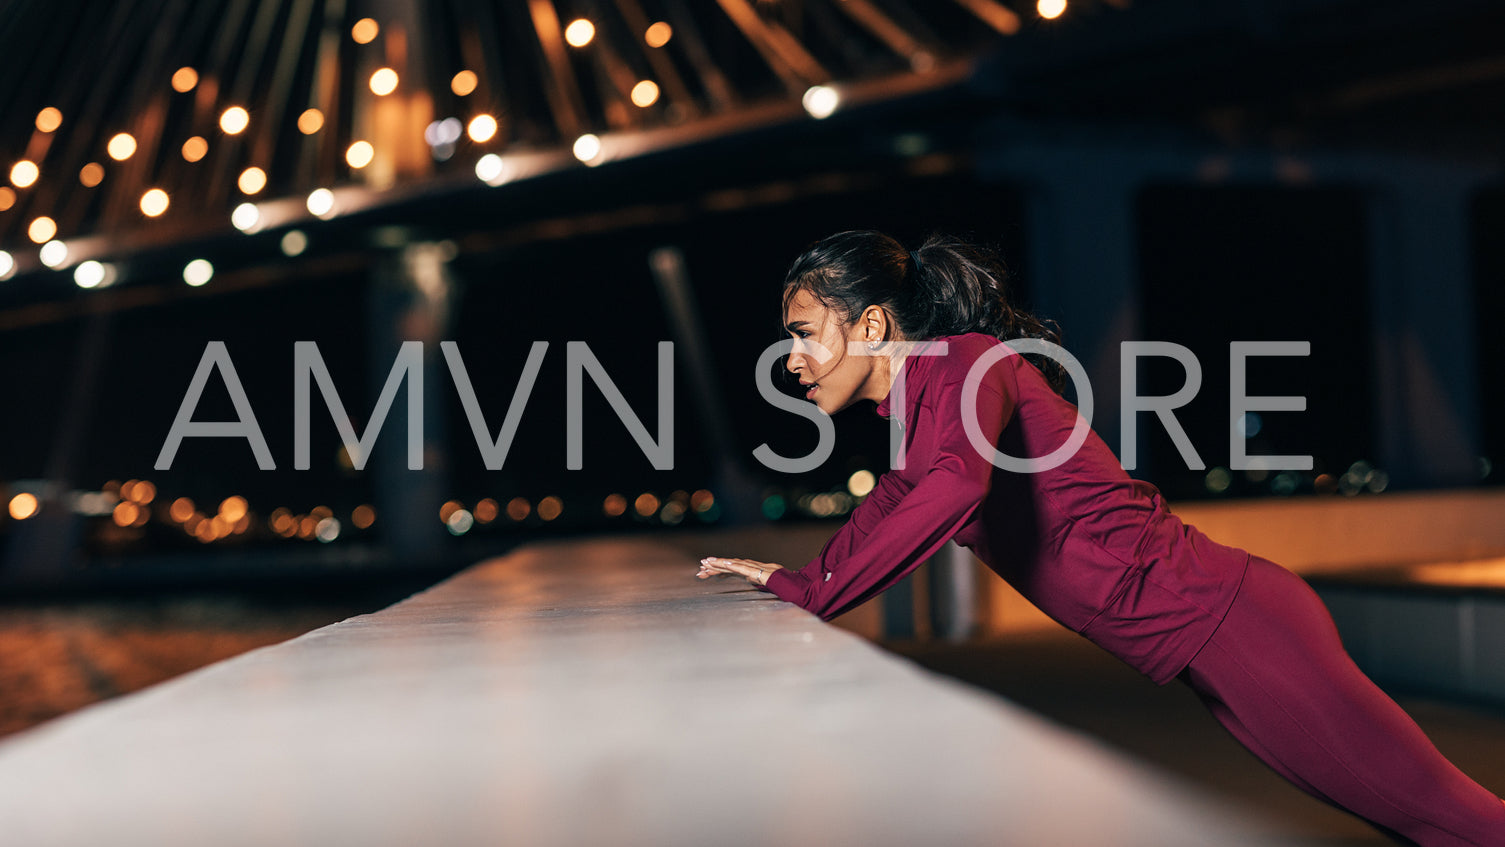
[784,320,810,331]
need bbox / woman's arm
[757,373,1016,621]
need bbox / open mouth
[804,382,819,399]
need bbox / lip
[801,381,819,399]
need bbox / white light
[281,230,308,256]
[183,259,214,286]
[573,133,601,163]
[315,516,341,542]
[475,153,508,185]
[426,118,463,147]
[446,508,474,536]
[306,188,335,218]
[39,240,68,268]
[1038,0,1067,19]
[73,260,106,288]
[802,85,839,119]
[231,203,261,232]
[0,251,12,279]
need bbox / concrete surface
[0,535,1283,847]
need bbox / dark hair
[780,230,1067,393]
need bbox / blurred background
[1,2,1503,824]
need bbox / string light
[182,136,208,162]
[281,229,309,255]
[297,109,323,134]
[346,141,374,168]
[74,260,107,288]
[140,188,170,217]
[475,153,508,186]
[451,70,477,96]
[645,22,672,48]
[107,133,137,161]
[351,18,379,44]
[9,493,39,520]
[9,160,39,188]
[564,19,595,47]
[573,133,601,163]
[171,67,198,92]
[1038,0,1067,19]
[369,68,398,96]
[220,106,249,135]
[802,85,839,119]
[0,250,14,279]
[0,187,13,210]
[631,80,659,107]
[183,259,214,286]
[28,216,57,243]
[237,166,266,194]
[306,188,335,218]
[39,239,68,268]
[231,202,260,232]
[467,114,498,143]
[35,107,62,133]
[79,163,104,187]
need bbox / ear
[859,305,890,342]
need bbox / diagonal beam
[713,0,831,91]
[951,0,1021,36]
[829,0,928,64]
[527,0,589,140]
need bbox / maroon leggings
[1178,556,1505,846]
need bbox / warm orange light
[219,495,248,522]
[439,500,463,523]
[506,497,531,521]
[467,114,497,143]
[27,216,56,244]
[603,493,627,517]
[113,501,140,527]
[220,106,250,135]
[351,17,379,44]
[351,504,376,529]
[634,492,659,517]
[473,498,498,523]
[631,80,659,108]
[79,163,104,187]
[691,489,715,512]
[1038,0,1066,18]
[170,497,195,522]
[238,166,267,194]
[564,19,594,47]
[369,67,399,96]
[140,188,170,217]
[129,480,157,504]
[451,70,478,96]
[9,160,39,188]
[35,107,62,133]
[107,133,137,161]
[0,187,14,211]
[171,67,199,93]
[297,108,323,134]
[8,492,39,520]
[645,22,672,48]
[538,496,562,521]
[345,141,374,168]
[181,136,208,162]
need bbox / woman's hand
[698,556,784,587]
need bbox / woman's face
[783,288,881,414]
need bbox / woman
[697,230,1505,845]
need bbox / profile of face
[783,288,888,414]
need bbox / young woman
[697,230,1505,846]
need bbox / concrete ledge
[0,535,1278,847]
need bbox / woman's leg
[1180,555,1505,846]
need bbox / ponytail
[782,230,1067,394]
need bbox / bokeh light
[171,67,198,92]
[802,85,839,119]
[219,106,250,135]
[79,163,104,187]
[183,259,214,286]
[645,22,672,48]
[346,141,374,168]
[1038,0,1067,19]
[38,239,67,267]
[369,68,398,96]
[9,160,39,188]
[564,19,595,47]
[237,167,266,195]
[573,133,601,163]
[631,80,659,108]
[28,216,57,243]
[351,18,379,44]
[8,493,39,520]
[107,133,137,161]
[281,229,309,256]
[182,136,208,162]
[306,188,335,217]
[231,202,260,232]
[451,70,477,96]
[140,188,170,216]
[35,107,63,132]
[297,108,324,134]
[467,114,498,143]
[73,261,106,288]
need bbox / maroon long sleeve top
[762,332,1251,685]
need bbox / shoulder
[926,333,1019,384]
